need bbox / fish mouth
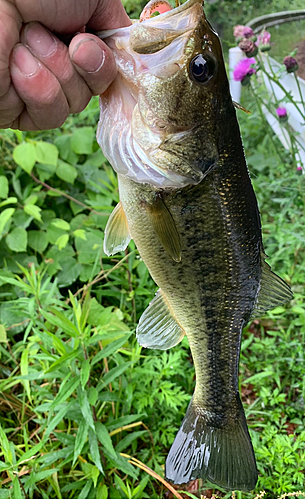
[97,0,210,188]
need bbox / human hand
[1,0,130,130]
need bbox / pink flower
[243,26,254,39]
[256,30,271,46]
[233,25,245,38]
[276,107,287,117]
[233,57,257,82]
[276,106,288,121]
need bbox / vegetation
[0,1,305,499]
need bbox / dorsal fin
[145,196,181,262]
[136,289,185,349]
[251,259,293,319]
[103,202,131,256]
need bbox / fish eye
[189,54,215,84]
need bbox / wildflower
[297,165,303,174]
[276,106,288,122]
[256,30,271,52]
[233,25,245,39]
[239,39,258,58]
[283,55,299,73]
[233,57,257,85]
[243,26,254,39]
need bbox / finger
[69,34,117,96]
[21,22,92,114]
[0,1,21,97]
[10,44,69,130]
[0,84,25,128]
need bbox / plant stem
[294,72,305,120]
[30,172,107,216]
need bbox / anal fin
[251,258,293,319]
[146,195,181,262]
[136,289,185,349]
[103,202,131,256]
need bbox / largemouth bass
[96,0,293,491]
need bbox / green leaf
[24,469,59,489]
[55,234,69,250]
[95,422,116,458]
[0,325,7,343]
[115,430,147,453]
[44,402,74,439]
[6,226,27,252]
[35,141,58,166]
[56,160,78,184]
[101,361,132,388]
[0,176,9,199]
[20,346,31,402]
[88,428,104,474]
[28,230,49,253]
[73,417,89,463]
[45,349,80,374]
[0,197,18,207]
[80,358,90,389]
[0,208,15,235]
[71,127,94,155]
[50,376,80,409]
[78,387,95,430]
[0,423,13,464]
[41,308,79,338]
[24,204,42,222]
[52,219,70,231]
[91,333,131,366]
[13,143,36,174]
[73,229,87,240]
[54,135,78,164]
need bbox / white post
[228,46,244,103]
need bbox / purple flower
[233,58,257,83]
[297,166,303,171]
[276,106,288,122]
[243,26,254,39]
[283,56,299,73]
[256,30,271,51]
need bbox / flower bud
[243,26,254,39]
[260,44,271,52]
[283,56,299,73]
[239,39,258,57]
[276,106,288,122]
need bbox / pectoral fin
[136,289,185,350]
[251,259,293,318]
[103,202,131,256]
[146,196,181,262]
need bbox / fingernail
[24,22,56,57]
[11,45,40,76]
[72,39,105,73]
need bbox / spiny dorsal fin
[103,202,131,256]
[233,100,251,114]
[146,196,181,262]
[251,259,293,319]
[136,289,185,350]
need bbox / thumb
[69,34,117,96]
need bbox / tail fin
[165,396,257,491]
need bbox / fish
[96,0,293,491]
